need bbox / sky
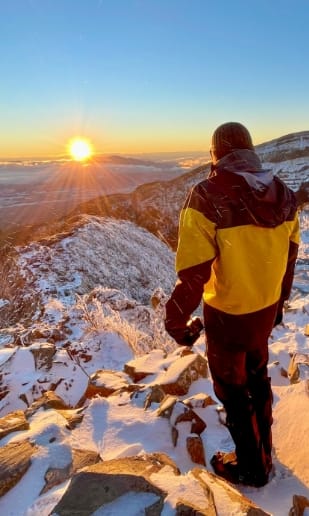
[1,0,309,159]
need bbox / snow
[1,289,308,516]
[0,194,308,514]
[91,492,160,516]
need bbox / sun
[68,138,93,161]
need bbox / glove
[165,316,204,346]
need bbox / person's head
[210,122,254,163]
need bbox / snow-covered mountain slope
[0,215,176,330]
[256,131,309,191]
[0,212,308,515]
[256,130,309,162]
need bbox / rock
[124,349,166,382]
[172,426,179,447]
[0,440,35,497]
[25,391,69,417]
[187,435,206,466]
[41,448,101,494]
[52,453,179,516]
[171,401,207,435]
[0,410,29,440]
[72,448,102,471]
[192,469,271,515]
[56,408,85,429]
[184,393,217,409]
[156,353,208,395]
[171,401,207,436]
[176,498,216,516]
[289,494,309,515]
[84,370,131,399]
[288,353,309,383]
[29,342,56,370]
[280,367,288,378]
[157,395,178,418]
[216,405,227,426]
[157,395,207,450]
[144,385,166,409]
[150,287,168,310]
[157,397,207,448]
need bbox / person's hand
[165,317,204,346]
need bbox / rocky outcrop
[52,453,271,516]
[52,453,175,515]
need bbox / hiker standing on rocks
[164,122,300,487]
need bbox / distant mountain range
[65,130,309,250]
[1,131,308,248]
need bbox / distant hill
[256,130,309,163]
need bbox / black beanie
[211,122,254,161]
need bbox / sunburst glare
[68,138,93,161]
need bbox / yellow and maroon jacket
[165,149,299,330]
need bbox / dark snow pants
[204,303,277,479]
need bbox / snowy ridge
[17,215,175,307]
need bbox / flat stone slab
[52,453,177,515]
[0,440,35,497]
[0,410,29,440]
[155,353,208,395]
[85,369,132,398]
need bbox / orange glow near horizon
[68,138,93,161]
[0,126,295,161]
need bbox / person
[164,122,300,487]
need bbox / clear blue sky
[1,0,308,158]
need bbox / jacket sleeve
[275,212,300,324]
[165,187,218,337]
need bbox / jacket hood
[208,149,296,227]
